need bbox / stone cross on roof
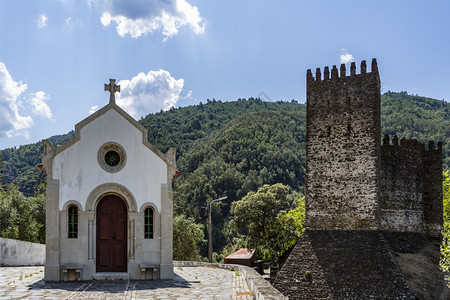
[104,79,120,104]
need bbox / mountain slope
[381,91,450,168]
[1,92,449,197]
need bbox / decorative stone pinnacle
[104,79,120,104]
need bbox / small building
[224,248,255,267]
[41,79,178,281]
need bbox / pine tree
[0,153,4,191]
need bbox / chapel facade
[41,79,177,281]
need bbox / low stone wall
[174,261,286,300]
[0,238,45,266]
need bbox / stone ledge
[174,261,286,300]
[93,272,129,280]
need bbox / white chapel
[41,79,177,281]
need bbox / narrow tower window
[144,207,154,239]
[68,205,78,239]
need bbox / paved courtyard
[0,266,253,299]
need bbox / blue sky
[1,0,449,149]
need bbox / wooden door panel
[115,217,126,240]
[96,195,127,272]
[99,216,110,240]
[98,243,109,266]
[114,243,126,266]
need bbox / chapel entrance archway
[96,195,127,272]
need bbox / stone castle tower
[274,59,444,299]
[305,59,381,230]
[305,58,443,236]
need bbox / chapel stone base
[160,263,174,279]
[44,264,60,282]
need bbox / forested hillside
[1,132,74,196]
[1,91,449,197]
[381,91,450,168]
[1,98,298,196]
[140,98,300,158]
[173,109,306,253]
[1,91,450,258]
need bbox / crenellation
[306,69,313,82]
[392,135,399,145]
[340,63,346,77]
[306,58,379,82]
[331,65,339,79]
[350,62,356,76]
[361,60,367,74]
[371,58,378,74]
[323,66,330,80]
[315,68,321,81]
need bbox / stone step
[93,272,129,280]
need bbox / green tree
[173,215,206,261]
[0,184,45,243]
[261,196,305,266]
[286,196,305,234]
[231,183,302,266]
[440,170,450,282]
[443,170,450,223]
[0,153,4,191]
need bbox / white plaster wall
[0,238,45,266]
[52,109,167,212]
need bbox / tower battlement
[382,134,443,152]
[307,58,378,82]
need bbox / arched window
[68,205,78,238]
[144,207,154,239]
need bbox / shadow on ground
[27,274,192,293]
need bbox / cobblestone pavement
[0,266,253,299]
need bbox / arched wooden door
[96,195,127,272]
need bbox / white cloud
[89,105,99,114]
[184,90,192,99]
[0,62,34,138]
[116,69,184,119]
[37,14,48,28]
[340,53,354,64]
[31,91,54,120]
[96,0,205,40]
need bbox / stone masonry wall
[305,59,381,230]
[380,136,443,237]
[422,141,443,237]
[273,230,415,299]
[380,136,425,232]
